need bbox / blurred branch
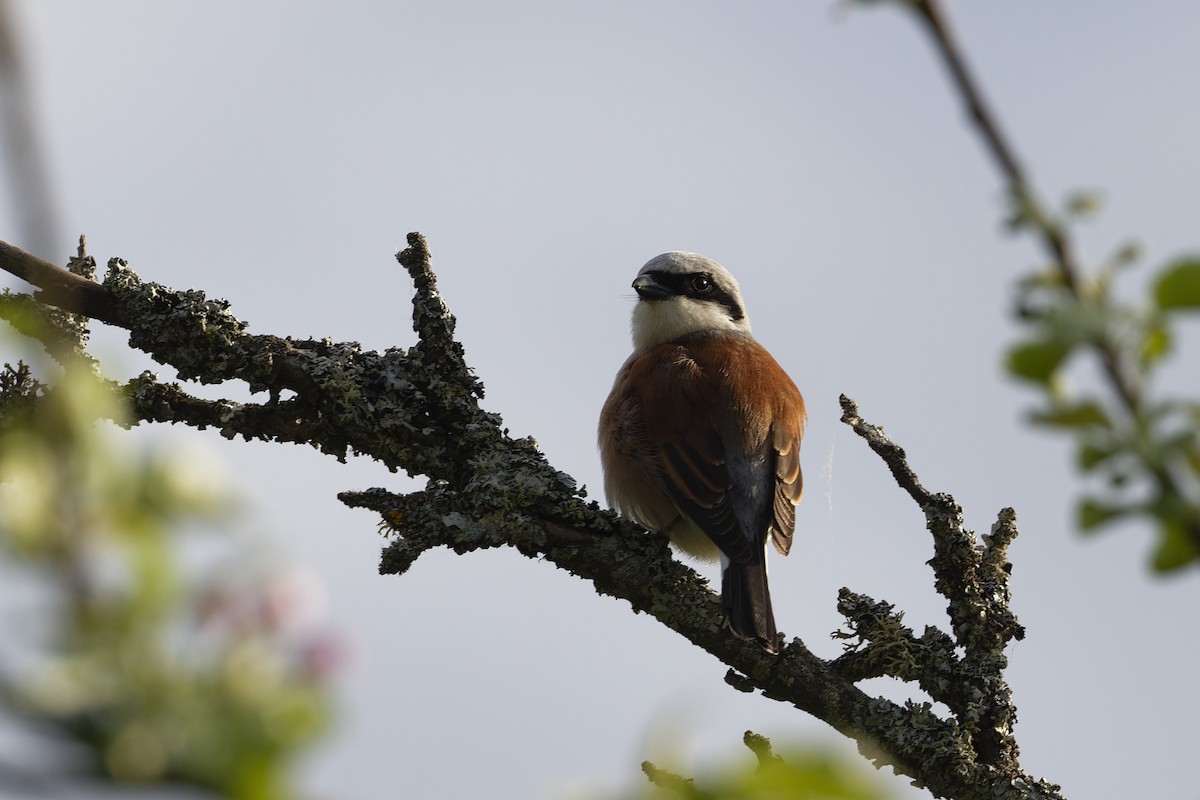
[0,1,60,258]
[0,233,1061,798]
[0,334,334,798]
[909,0,1136,403]
[885,0,1200,566]
[908,0,1082,290]
[641,761,715,800]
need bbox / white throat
[631,296,752,351]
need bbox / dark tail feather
[721,559,779,654]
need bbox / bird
[598,251,805,653]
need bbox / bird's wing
[660,425,753,563]
[711,334,806,559]
[769,414,804,556]
[621,343,754,564]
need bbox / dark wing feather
[661,427,729,501]
[769,423,803,556]
[660,429,754,564]
[627,344,758,564]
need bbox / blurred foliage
[861,0,1200,572]
[0,342,336,798]
[1004,196,1200,571]
[616,733,890,800]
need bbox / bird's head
[629,252,752,351]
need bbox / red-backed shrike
[599,252,805,653]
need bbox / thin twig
[908,0,1200,545]
[838,394,931,507]
[0,240,116,324]
[910,0,1081,291]
[909,0,1148,406]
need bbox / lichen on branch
[0,234,1060,799]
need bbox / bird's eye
[689,275,712,294]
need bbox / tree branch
[0,239,115,325]
[901,0,1200,553]
[839,395,1025,769]
[908,2,1145,408]
[0,234,1060,799]
[908,0,1081,289]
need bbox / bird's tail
[721,558,779,654]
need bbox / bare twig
[905,0,1199,548]
[0,240,116,324]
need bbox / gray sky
[4,2,1199,798]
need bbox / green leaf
[1186,444,1200,477]
[1064,189,1102,219]
[1077,440,1117,471]
[1151,517,1200,571]
[1153,257,1200,310]
[1030,401,1110,429]
[1161,429,1197,456]
[1077,497,1130,532]
[1005,339,1073,383]
[1139,320,1172,367]
[1016,269,1067,290]
[1108,240,1142,269]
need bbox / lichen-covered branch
[0,235,1059,799]
[838,395,1028,778]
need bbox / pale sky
[3,2,1199,798]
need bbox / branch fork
[0,234,1058,799]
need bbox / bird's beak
[632,274,673,301]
